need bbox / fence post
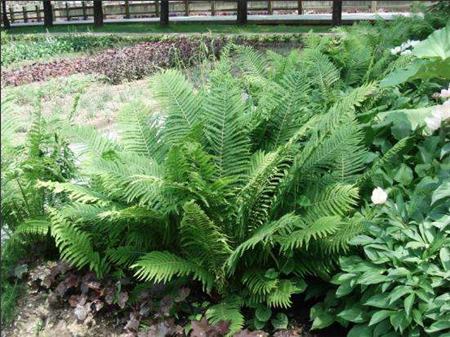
[8,6,13,23]
[93,0,103,27]
[22,6,27,22]
[184,0,189,16]
[237,0,247,24]
[43,0,53,27]
[298,0,303,14]
[124,0,130,18]
[211,0,215,16]
[268,0,273,15]
[371,1,377,12]
[2,0,10,28]
[332,0,342,26]
[160,0,168,26]
[155,0,159,17]
[65,2,70,21]
[82,1,87,20]
[36,5,41,21]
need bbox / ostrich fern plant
[39,47,378,333]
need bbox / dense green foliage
[1,4,449,334]
[1,96,75,324]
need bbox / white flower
[390,46,402,55]
[440,86,450,98]
[408,40,420,47]
[371,187,388,205]
[427,100,450,132]
[241,92,249,101]
[400,50,412,56]
[425,109,443,132]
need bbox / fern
[131,251,214,292]
[150,69,201,145]
[206,297,244,336]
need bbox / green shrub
[32,43,383,333]
[310,161,450,336]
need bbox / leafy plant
[38,43,377,333]
[311,131,450,336]
[381,25,450,87]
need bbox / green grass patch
[5,22,331,35]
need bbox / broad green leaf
[394,164,414,186]
[369,310,393,326]
[440,247,450,271]
[364,294,391,309]
[404,293,415,317]
[347,325,372,337]
[337,306,366,323]
[425,320,450,333]
[310,304,334,330]
[412,25,450,60]
[432,181,450,205]
[390,311,411,333]
[255,306,272,322]
[271,313,288,330]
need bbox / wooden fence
[0,1,417,25]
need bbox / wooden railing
[1,1,415,26]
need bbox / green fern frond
[107,246,144,267]
[277,216,341,251]
[64,125,120,157]
[118,100,165,160]
[150,69,201,145]
[242,270,279,295]
[204,60,250,181]
[267,279,302,308]
[236,46,268,79]
[49,209,107,277]
[14,218,50,236]
[38,181,110,205]
[206,296,244,336]
[226,213,299,274]
[131,251,214,292]
[304,184,359,219]
[180,201,231,270]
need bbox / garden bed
[1,3,450,337]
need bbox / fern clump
[41,46,377,334]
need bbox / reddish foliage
[1,38,225,87]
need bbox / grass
[5,22,331,35]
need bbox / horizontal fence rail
[1,1,420,26]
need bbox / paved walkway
[10,12,415,27]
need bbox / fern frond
[38,181,110,206]
[49,209,107,277]
[64,125,120,157]
[267,279,302,308]
[242,270,279,295]
[206,297,244,336]
[118,100,165,160]
[277,216,341,251]
[131,251,214,292]
[304,184,359,219]
[236,46,268,79]
[14,218,50,236]
[204,60,250,181]
[150,69,201,145]
[180,201,231,272]
[226,213,299,274]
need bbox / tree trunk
[93,0,103,27]
[2,0,10,29]
[237,0,247,25]
[43,0,53,27]
[160,0,169,26]
[332,0,342,26]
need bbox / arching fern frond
[131,251,214,292]
[206,296,244,336]
[150,69,201,145]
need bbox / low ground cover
[6,23,331,35]
[1,3,450,336]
